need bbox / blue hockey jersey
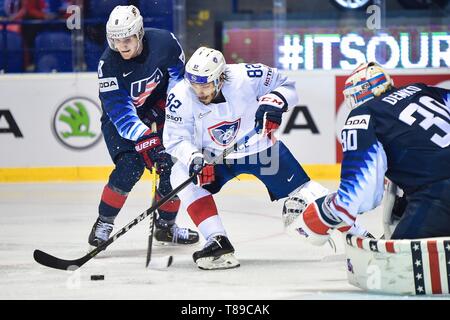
[97,28,185,141]
[332,83,450,222]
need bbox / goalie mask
[106,5,144,51]
[343,62,394,109]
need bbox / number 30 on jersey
[341,129,357,152]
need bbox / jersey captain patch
[208,119,241,146]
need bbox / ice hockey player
[283,61,450,244]
[163,47,329,270]
[88,5,199,248]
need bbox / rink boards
[0,69,449,182]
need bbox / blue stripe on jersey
[445,93,450,111]
[167,60,185,92]
[168,63,184,80]
[129,125,142,140]
[339,180,357,202]
[115,114,134,129]
[102,88,146,141]
[337,143,380,207]
[117,118,136,136]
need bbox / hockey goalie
[283,62,450,295]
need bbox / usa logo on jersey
[131,68,163,107]
[208,119,241,146]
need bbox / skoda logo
[52,97,102,150]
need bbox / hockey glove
[254,93,287,136]
[283,185,374,246]
[188,152,215,186]
[135,129,168,173]
[283,186,339,246]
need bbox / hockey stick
[145,122,161,268]
[146,167,174,270]
[145,166,158,267]
[33,126,259,271]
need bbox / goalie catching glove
[188,152,215,186]
[282,182,373,246]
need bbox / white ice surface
[0,179,448,300]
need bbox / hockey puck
[90,275,105,281]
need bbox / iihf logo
[208,119,241,146]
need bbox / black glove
[254,93,286,135]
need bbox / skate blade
[154,240,200,247]
[196,253,240,270]
[153,240,176,247]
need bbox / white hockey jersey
[163,63,298,167]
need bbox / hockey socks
[155,190,181,221]
[187,195,226,239]
[98,184,128,222]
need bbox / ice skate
[154,218,199,245]
[88,217,114,250]
[193,235,240,270]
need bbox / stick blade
[146,255,173,270]
[145,242,152,268]
[33,249,84,271]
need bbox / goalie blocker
[345,234,450,295]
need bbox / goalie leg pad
[345,234,450,295]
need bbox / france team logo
[208,119,241,146]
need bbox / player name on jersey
[382,85,422,105]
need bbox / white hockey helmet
[343,61,394,109]
[106,5,144,51]
[185,47,226,88]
